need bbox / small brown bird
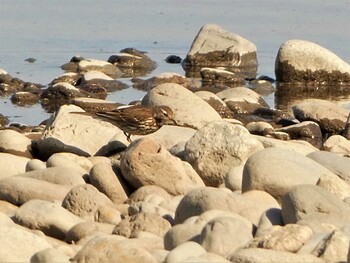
[75,105,177,142]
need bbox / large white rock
[0,129,32,158]
[142,83,222,129]
[275,39,350,82]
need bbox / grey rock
[184,121,263,186]
[282,185,350,228]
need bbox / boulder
[194,90,234,118]
[0,153,30,179]
[182,24,257,75]
[0,129,32,158]
[323,135,350,155]
[275,39,350,83]
[242,147,335,202]
[292,99,349,135]
[282,185,350,229]
[164,241,206,263]
[184,121,263,186]
[13,199,83,240]
[120,138,204,195]
[141,83,222,129]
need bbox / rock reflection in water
[275,83,350,113]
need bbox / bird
[73,105,177,143]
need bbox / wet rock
[0,129,32,158]
[184,121,263,186]
[13,199,84,240]
[0,113,9,127]
[0,176,71,205]
[252,107,299,127]
[275,39,350,83]
[277,121,323,148]
[165,55,182,64]
[36,104,125,159]
[107,48,156,77]
[0,153,30,179]
[142,83,222,129]
[62,184,114,221]
[282,185,350,229]
[242,147,334,202]
[183,24,257,77]
[217,87,269,115]
[323,135,350,155]
[120,138,204,195]
[62,58,122,78]
[0,226,52,262]
[113,212,171,238]
[248,77,276,95]
[25,57,36,63]
[50,72,81,86]
[194,90,235,118]
[11,91,40,106]
[133,72,191,91]
[200,67,245,85]
[342,113,350,139]
[307,151,350,183]
[292,99,349,135]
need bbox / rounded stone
[0,129,32,158]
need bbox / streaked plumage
[75,105,177,142]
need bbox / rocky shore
[0,24,350,262]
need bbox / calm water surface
[0,0,349,125]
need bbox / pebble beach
[1,1,350,262]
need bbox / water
[1,0,349,125]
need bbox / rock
[13,199,83,240]
[89,163,128,204]
[77,59,121,78]
[242,147,335,202]
[62,184,114,220]
[275,39,350,83]
[217,87,269,114]
[165,55,182,64]
[316,174,350,200]
[16,166,86,186]
[47,152,93,173]
[246,121,274,136]
[194,90,234,118]
[0,153,30,179]
[200,216,253,257]
[94,205,122,225]
[282,185,350,229]
[26,159,46,171]
[200,67,245,85]
[253,134,318,155]
[126,185,172,204]
[278,121,323,148]
[30,247,73,263]
[224,165,245,191]
[50,72,81,86]
[182,24,257,75]
[72,97,121,112]
[292,99,350,135]
[134,125,196,150]
[113,212,171,238]
[71,234,158,263]
[120,138,204,195]
[66,221,115,244]
[0,176,71,205]
[255,208,284,237]
[181,252,231,263]
[312,230,350,263]
[164,241,206,263]
[230,248,323,263]
[41,82,80,102]
[83,70,114,81]
[343,113,350,139]
[184,121,264,186]
[11,91,40,106]
[308,151,350,183]
[133,72,191,90]
[0,211,15,226]
[323,135,350,155]
[107,48,156,77]
[0,200,18,215]
[0,226,52,262]
[141,83,222,129]
[36,104,125,159]
[249,224,313,253]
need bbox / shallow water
[1,0,349,125]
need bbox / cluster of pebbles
[0,24,350,262]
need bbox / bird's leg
[124,132,133,143]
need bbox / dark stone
[24,57,36,63]
[11,92,40,106]
[165,55,182,64]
